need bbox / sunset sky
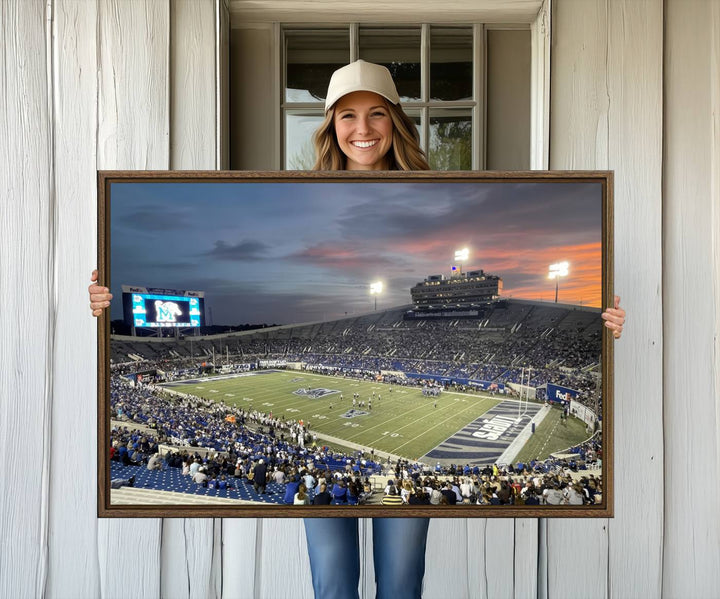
[110,180,603,325]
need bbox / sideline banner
[546,382,579,404]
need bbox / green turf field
[163,370,502,461]
[514,407,590,463]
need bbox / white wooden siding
[663,1,720,597]
[1,1,718,598]
[96,0,169,594]
[0,1,52,598]
[47,0,101,596]
[550,2,665,599]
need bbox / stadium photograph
[100,172,610,515]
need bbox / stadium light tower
[370,281,383,310]
[548,261,569,303]
[454,247,469,276]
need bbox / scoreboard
[122,285,204,329]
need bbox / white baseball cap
[324,60,400,112]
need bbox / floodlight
[370,281,383,310]
[548,261,570,302]
[548,261,569,279]
[454,248,469,262]
[454,248,469,276]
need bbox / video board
[121,285,204,328]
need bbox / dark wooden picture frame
[98,170,613,518]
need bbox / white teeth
[352,140,378,148]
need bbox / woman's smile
[333,90,393,170]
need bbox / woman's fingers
[601,296,625,339]
[89,270,112,316]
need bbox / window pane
[430,27,473,101]
[402,109,423,148]
[429,109,472,170]
[285,112,324,169]
[359,27,421,102]
[286,30,349,103]
[486,30,530,169]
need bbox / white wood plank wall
[550,2,664,599]
[163,3,223,599]
[95,0,168,595]
[47,1,100,596]
[0,2,53,598]
[0,1,718,597]
[663,1,720,597]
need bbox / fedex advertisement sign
[546,383,579,405]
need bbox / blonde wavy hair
[312,99,430,171]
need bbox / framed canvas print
[97,170,613,518]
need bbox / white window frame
[236,1,551,170]
[281,23,486,170]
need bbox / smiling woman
[311,60,429,172]
[333,91,394,170]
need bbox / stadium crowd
[110,374,385,475]
[111,301,603,409]
[110,368,603,507]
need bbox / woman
[89,60,626,598]
[294,482,310,506]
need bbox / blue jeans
[303,517,430,599]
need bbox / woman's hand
[601,295,625,339]
[89,269,112,317]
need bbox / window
[228,23,531,171]
[283,25,482,171]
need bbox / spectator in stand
[189,458,201,478]
[110,475,135,489]
[252,459,268,495]
[564,482,584,505]
[147,453,163,471]
[440,482,457,505]
[192,467,208,486]
[408,487,430,505]
[496,480,512,505]
[283,478,300,505]
[331,479,348,504]
[294,483,311,506]
[543,482,564,505]
[302,469,316,493]
[272,467,286,485]
[524,489,540,505]
[381,485,404,506]
[312,483,332,506]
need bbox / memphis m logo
[293,388,338,399]
[155,300,182,323]
[341,409,369,419]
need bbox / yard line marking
[347,395,497,445]
[369,400,495,452]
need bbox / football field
[162,370,507,461]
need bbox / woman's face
[333,90,394,170]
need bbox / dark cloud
[288,242,400,274]
[115,208,193,231]
[335,182,601,246]
[206,289,369,326]
[204,239,270,261]
[149,261,199,270]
